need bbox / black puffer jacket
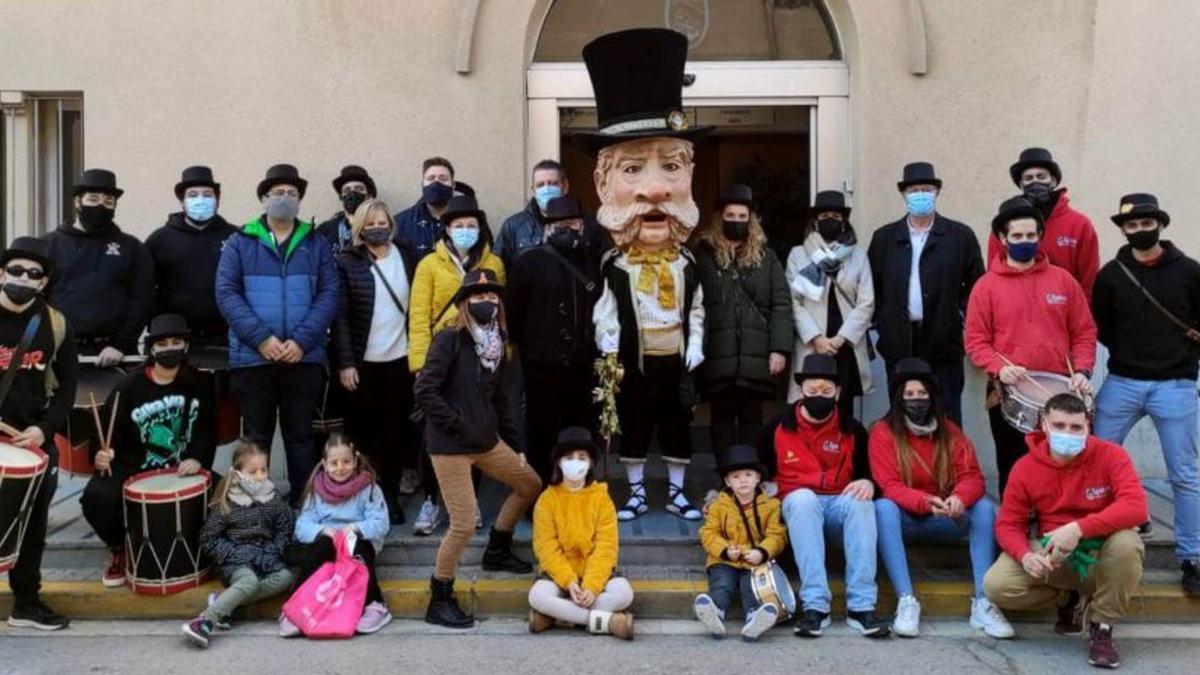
[144,212,239,343]
[331,243,418,370]
[413,328,522,455]
[199,493,294,583]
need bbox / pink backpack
[282,532,368,638]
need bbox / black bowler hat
[453,181,475,198]
[73,168,124,199]
[0,236,55,277]
[792,354,839,386]
[449,268,505,306]
[991,195,1045,236]
[144,313,192,344]
[717,444,765,479]
[174,166,220,200]
[576,28,713,154]
[715,184,755,211]
[543,196,584,223]
[256,163,308,200]
[439,194,488,229]
[332,165,377,197]
[551,426,602,463]
[1110,193,1171,228]
[809,190,851,218]
[897,162,942,192]
[1009,147,1062,186]
[890,357,938,397]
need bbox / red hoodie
[995,432,1148,561]
[964,252,1096,377]
[868,420,985,515]
[773,409,863,499]
[986,189,1100,299]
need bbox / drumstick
[105,392,120,457]
[0,420,22,438]
[995,352,1056,398]
[89,393,112,477]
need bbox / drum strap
[1116,261,1200,344]
[0,312,43,415]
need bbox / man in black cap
[80,313,216,589]
[0,236,78,630]
[868,162,983,424]
[394,157,456,260]
[216,163,339,501]
[987,147,1100,299]
[494,158,609,267]
[318,165,378,255]
[42,168,154,367]
[507,195,604,482]
[1092,193,1200,595]
[145,166,239,348]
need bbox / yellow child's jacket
[700,488,787,570]
[408,240,505,371]
[532,482,619,594]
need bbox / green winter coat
[693,242,793,397]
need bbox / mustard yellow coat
[532,482,619,594]
[699,489,787,570]
[408,240,505,371]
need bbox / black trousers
[708,388,765,456]
[230,363,325,501]
[525,362,598,483]
[290,536,384,605]
[617,355,693,463]
[345,358,418,501]
[80,471,132,550]
[988,384,1028,495]
[8,443,57,604]
[885,357,966,426]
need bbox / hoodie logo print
[1056,235,1079,248]
[1085,486,1110,501]
[822,440,840,453]
[106,242,122,256]
[1045,292,1067,306]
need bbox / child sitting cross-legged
[694,444,791,641]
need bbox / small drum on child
[190,348,241,445]
[0,443,49,573]
[1000,371,1086,433]
[749,562,796,620]
[57,366,127,476]
[123,468,212,595]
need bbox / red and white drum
[0,442,49,573]
[123,468,212,595]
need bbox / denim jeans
[782,489,878,613]
[705,563,758,615]
[875,497,998,599]
[230,363,325,501]
[1094,374,1200,561]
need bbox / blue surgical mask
[449,228,479,250]
[423,181,453,208]
[1047,431,1086,458]
[534,185,563,211]
[1006,240,1038,263]
[184,195,217,222]
[905,191,936,217]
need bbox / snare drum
[0,443,49,573]
[749,562,796,620]
[1000,371,1079,433]
[190,348,240,445]
[57,366,127,476]
[123,468,212,595]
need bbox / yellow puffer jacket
[700,489,787,570]
[532,482,619,593]
[408,240,505,371]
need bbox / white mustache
[596,199,700,232]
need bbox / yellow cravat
[626,247,680,310]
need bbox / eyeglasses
[267,189,300,199]
[5,265,46,280]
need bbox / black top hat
[453,181,476,198]
[1111,193,1171,227]
[717,444,765,478]
[174,166,220,200]
[810,190,851,218]
[897,162,943,192]
[991,195,1045,236]
[792,354,839,386]
[256,163,308,200]
[715,184,755,211]
[73,168,124,199]
[332,165,377,197]
[145,313,192,344]
[0,236,55,277]
[1009,147,1062,186]
[542,196,584,223]
[440,195,487,227]
[551,426,602,463]
[576,29,713,154]
[890,357,939,397]
[449,268,505,306]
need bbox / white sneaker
[741,604,778,642]
[970,597,1015,639]
[413,498,440,536]
[399,469,419,496]
[693,594,725,638]
[892,594,921,637]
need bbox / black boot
[481,528,533,573]
[425,576,474,628]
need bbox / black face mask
[901,398,933,426]
[801,395,837,421]
[2,282,39,305]
[341,191,367,216]
[722,220,749,241]
[153,347,187,369]
[547,227,581,253]
[361,228,392,247]
[78,205,115,232]
[816,217,843,243]
[468,300,498,324]
[1021,181,1055,206]
[1126,228,1161,252]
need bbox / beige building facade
[3,0,1199,478]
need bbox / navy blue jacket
[393,199,443,261]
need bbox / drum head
[73,367,127,407]
[0,443,48,476]
[1010,371,1072,405]
[124,470,210,501]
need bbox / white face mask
[559,458,590,483]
